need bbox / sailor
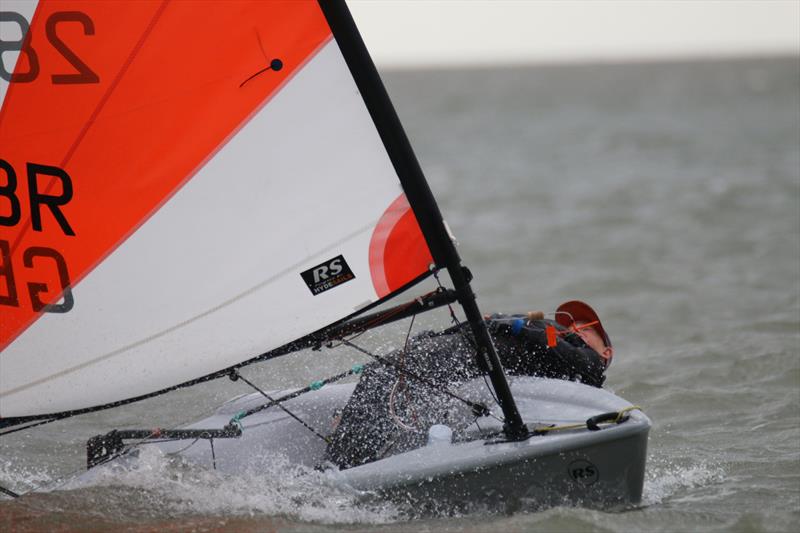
[324,300,614,470]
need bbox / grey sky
[347,0,800,67]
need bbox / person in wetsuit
[324,300,614,470]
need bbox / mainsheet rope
[341,339,498,422]
[387,313,420,431]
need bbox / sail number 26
[0,11,99,84]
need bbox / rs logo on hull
[567,459,599,486]
[300,255,355,295]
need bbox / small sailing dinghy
[0,0,649,511]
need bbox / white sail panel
[0,34,432,417]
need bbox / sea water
[1,56,798,532]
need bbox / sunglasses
[569,320,599,333]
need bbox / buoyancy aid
[482,313,606,387]
[323,314,608,469]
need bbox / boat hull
[352,421,648,514]
[86,377,650,513]
[333,378,649,513]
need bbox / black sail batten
[1,271,439,431]
[318,0,526,437]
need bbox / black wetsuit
[324,314,606,470]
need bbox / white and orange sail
[0,1,438,420]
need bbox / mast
[319,0,527,438]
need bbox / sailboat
[0,0,649,511]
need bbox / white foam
[642,456,725,506]
[66,446,402,524]
[0,457,57,495]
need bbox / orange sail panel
[369,194,433,299]
[0,1,331,349]
[1,1,438,419]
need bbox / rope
[434,270,461,327]
[342,339,500,423]
[533,405,643,434]
[0,416,66,437]
[163,438,200,455]
[388,379,420,432]
[325,289,443,350]
[230,364,364,424]
[388,312,421,431]
[209,438,217,470]
[614,405,642,422]
[230,371,330,444]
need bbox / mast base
[502,422,531,441]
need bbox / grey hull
[89,377,650,513]
[331,378,650,513]
[357,420,649,514]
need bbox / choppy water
[2,56,799,532]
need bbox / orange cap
[555,300,611,348]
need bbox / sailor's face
[575,322,614,365]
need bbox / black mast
[319,0,526,438]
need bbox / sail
[0,0,439,420]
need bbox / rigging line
[481,374,501,408]
[165,438,200,456]
[360,292,426,333]
[209,438,217,470]
[232,364,364,422]
[387,312,420,431]
[433,271,502,408]
[388,379,419,432]
[341,340,500,423]
[433,270,461,326]
[403,312,416,353]
[325,290,438,350]
[230,371,330,444]
[397,311,416,387]
[0,416,64,437]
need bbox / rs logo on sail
[0,159,75,313]
[300,255,355,295]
